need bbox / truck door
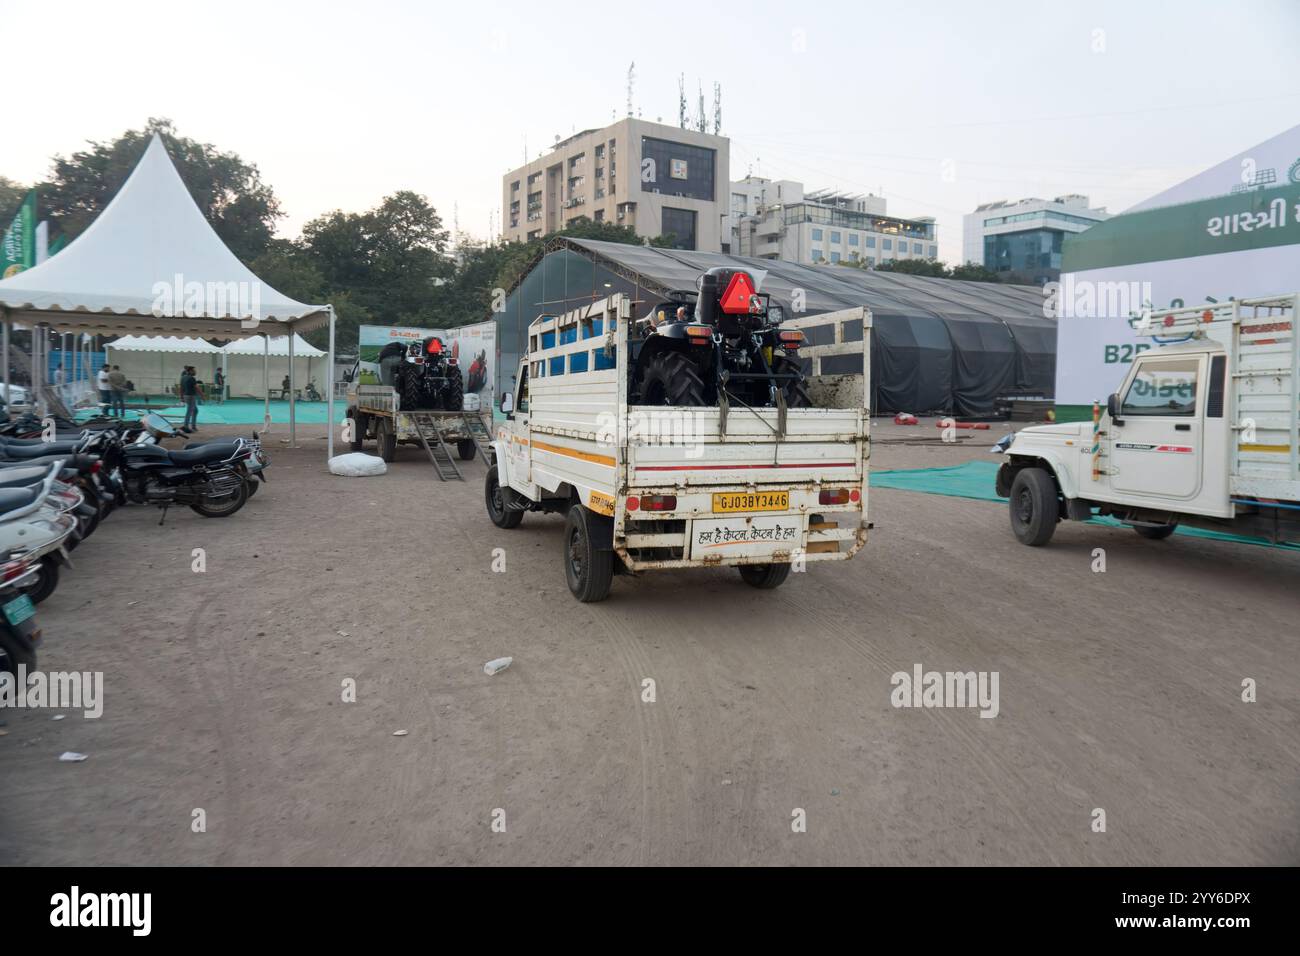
[508,362,531,484]
[1110,355,1204,499]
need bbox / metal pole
[326,307,336,461]
[1,309,9,412]
[262,332,270,432]
[288,329,296,447]
[34,325,43,415]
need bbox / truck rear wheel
[485,465,523,529]
[376,419,396,462]
[738,562,792,589]
[457,438,477,461]
[1009,467,1058,546]
[564,505,614,602]
[1135,523,1177,540]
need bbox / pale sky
[3,0,1298,264]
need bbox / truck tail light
[640,495,677,512]
[626,496,639,511]
[778,330,804,349]
[819,488,857,505]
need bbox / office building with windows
[724,177,938,267]
[962,194,1111,285]
[501,118,729,252]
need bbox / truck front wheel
[485,466,523,529]
[350,413,367,452]
[564,505,614,602]
[1009,467,1059,546]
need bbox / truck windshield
[1120,358,1198,416]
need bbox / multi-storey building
[962,194,1111,285]
[725,177,938,266]
[502,118,729,252]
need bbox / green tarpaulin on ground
[871,460,1299,551]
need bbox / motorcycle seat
[0,486,42,518]
[0,466,52,489]
[167,445,237,465]
[0,441,83,458]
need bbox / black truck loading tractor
[378,335,464,412]
[629,266,810,411]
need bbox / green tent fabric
[872,460,1300,551]
[78,398,347,426]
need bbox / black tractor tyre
[376,419,397,462]
[564,505,614,602]
[1135,524,1177,540]
[738,562,792,589]
[398,368,423,412]
[350,413,367,452]
[771,356,812,408]
[0,627,36,680]
[457,439,477,461]
[443,365,464,411]
[1009,467,1059,546]
[485,465,523,529]
[639,350,706,406]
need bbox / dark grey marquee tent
[491,238,1055,417]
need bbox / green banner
[1,190,36,278]
[1063,183,1300,272]
[47,233,67,257]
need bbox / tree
[0,176,29,226]
[836,255,1005,283]
[37,117,282,261]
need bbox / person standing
[96,365,111,412]
[213,368,226,404]
[181,365,199,432]
[107,365,129,417]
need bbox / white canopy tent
[104,335,222,399]
[222,333,326,402]
[0,134,337,453]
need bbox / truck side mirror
[501,392,514,414]
[1106,393,1119,419]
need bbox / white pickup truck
[998,294,1300,548]
[485,293,871,601]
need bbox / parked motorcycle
[121,414,252,521]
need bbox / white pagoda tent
[0,134,338,453]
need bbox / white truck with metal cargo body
[485,292,871,602]
[998,294,1300,548]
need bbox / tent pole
[34,325,43,416]
[1,309,9,412]
[288,329,296,447]
[326,306,336,461]
[262,332,270,432]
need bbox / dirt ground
[1,419,1296,866]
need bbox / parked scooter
[0,550,42,679]
[0,465,78,605]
